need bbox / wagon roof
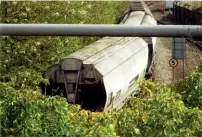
[55,10,155,75]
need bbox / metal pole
[183,60,185,79]
[0,24,202,37]
[183,41,186,79]
[173,67,175,81]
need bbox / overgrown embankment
[0,1,128,89]
[0,1,202,137]
[1,65,202,136]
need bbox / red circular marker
[169,58,178,67]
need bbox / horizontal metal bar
[0,24,201,37]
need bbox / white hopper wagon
[40,4,157,111]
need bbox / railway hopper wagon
[40,2,157,112]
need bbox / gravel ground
[151,10,202,84]
[153,37,202,84]
[152,37,173,84]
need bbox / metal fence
[173,1,202,25]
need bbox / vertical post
[173,67,175,81]
[183,40,185,79]
[183,60,185,79]
[172,37,186,80]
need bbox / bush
[0,82,118,137]
[1,80,202,137]
[116,81,202,137]
[172,64,202,109]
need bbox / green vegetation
[0,82,117,137]
[172,64,202,109]
[0,1,128,89]
[1,1,202,137]
[1,69,202,136]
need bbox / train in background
[40,1,157,112]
